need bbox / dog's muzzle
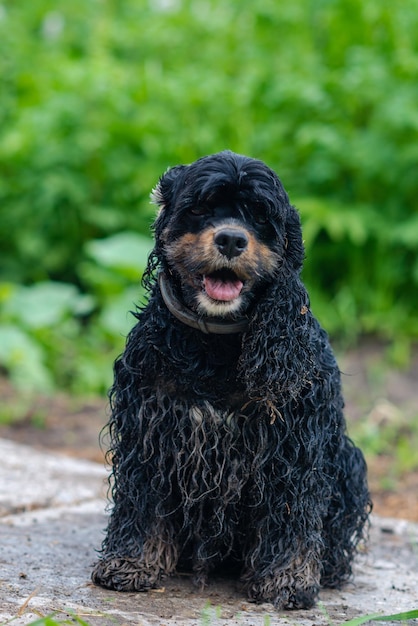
[158,272,249,334]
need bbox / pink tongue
[204,275,243,301]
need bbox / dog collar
[158,272,249,335]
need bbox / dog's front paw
[246,578,319,610]
[276,586,318,610]
[92,557,163,592]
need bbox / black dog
[92,151,371,609]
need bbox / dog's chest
[188,397,247,428]
[154,328,248,407]
[160,375,249,418]
[165,398,254,506]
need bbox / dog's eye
[190,206,210,217]
[250,202,269,225]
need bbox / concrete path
[1,438,417,625]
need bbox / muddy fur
[92,151,371,609]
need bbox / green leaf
[343,609,418,625]
[99,286,144,337]
[4,282,92,329]
[389,215,418,248]
[86,232,152,276]
[0,324,53,392]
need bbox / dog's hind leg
[321,439,371,588]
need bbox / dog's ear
[284,206,304,273]
[238,276,315,407]
[151,165,187,212]
[151,165,188,245]
[142,165,187,289]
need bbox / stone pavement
[1,438,417,625]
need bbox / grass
[342,610,418,625]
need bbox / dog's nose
[214,228,248,259]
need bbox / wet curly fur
[92,151,371,609]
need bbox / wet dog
[92,151,371,609]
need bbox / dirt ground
[1,340,418,522]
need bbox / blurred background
[0,0,417,518]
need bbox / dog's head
[149,151,304,318]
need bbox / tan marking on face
[165,224,278,280]
[163,222,280,315]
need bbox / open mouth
[202,269,244,302]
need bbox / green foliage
[0,232,151,394]
[0,0,418,392]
